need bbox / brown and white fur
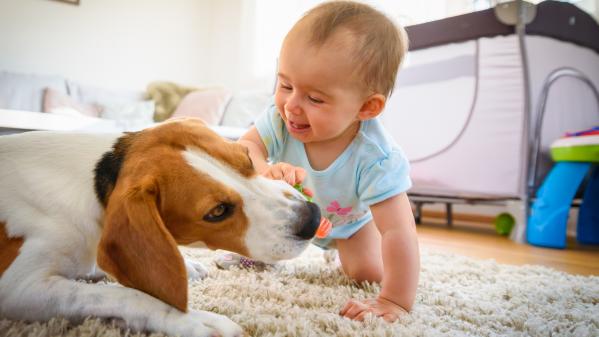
[0,118,320,337]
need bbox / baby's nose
[285,94,303,114]
[285,103,301,116]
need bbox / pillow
[170,88,232,125]
[146,81,200,122]
[67,80,145,109]
[101,100,155,131]
[0,71,67,112]
[220,91,272,128]
[43,87,102,117]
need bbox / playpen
[381,1,599,242]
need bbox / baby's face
[274,32,367,146]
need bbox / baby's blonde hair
[296,1,408,97]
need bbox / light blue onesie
[255,104,412,248]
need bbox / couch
[0,70,271,138]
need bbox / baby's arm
[372,193,419,312]
[340,193,419,322]
[238,127,307,185]
[238,126,270,174]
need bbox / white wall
[0,0,485,94]
[0,0,214,91]
[1,0,597,93]
[201,0,276,93]
[0,0,281,93]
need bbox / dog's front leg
[184,257,209,281]
[0,275,243,337]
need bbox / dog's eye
[203,203,234,222]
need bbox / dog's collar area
[94,132,137,207]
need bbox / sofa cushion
[67,80,145,108]
[220,90,272,128]
[146,81,199,122]
[0,71,68,112]
[43,87,103,117]
[170,88,232,125]
[100,100,155,131]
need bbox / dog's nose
[294,202,321,240]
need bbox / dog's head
[95,118,320,311]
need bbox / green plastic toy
[293,183,313,202]
[550,132,599,162]
[292,184,332,238]
[494,213,515,236]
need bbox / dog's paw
[184,258,209,281]
[161,314,220,337]
[189,310,244,337]
[149,305,244,337]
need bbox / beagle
[0,118,321,337]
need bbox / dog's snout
[294,202,321,240]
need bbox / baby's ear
[358,94,386,121]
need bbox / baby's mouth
[289,120,310,131]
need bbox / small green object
[551,145,599,163]
[494,213,515,236]
[293,183,313,202]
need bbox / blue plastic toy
[527,162,591,248]
[578,167,599,245]
[527,129,598,248]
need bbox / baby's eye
[280,83,292,90]
[308,96,323,104]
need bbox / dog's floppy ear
[97,175,188,312]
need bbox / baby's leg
[336,221,383,283]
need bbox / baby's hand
[263,162,307,187]
[339,297,408,323]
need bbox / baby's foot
[214,252,269,271]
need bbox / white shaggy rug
[1,245,598,337]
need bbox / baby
[230,1,419,322]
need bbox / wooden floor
[417,220,599,276]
